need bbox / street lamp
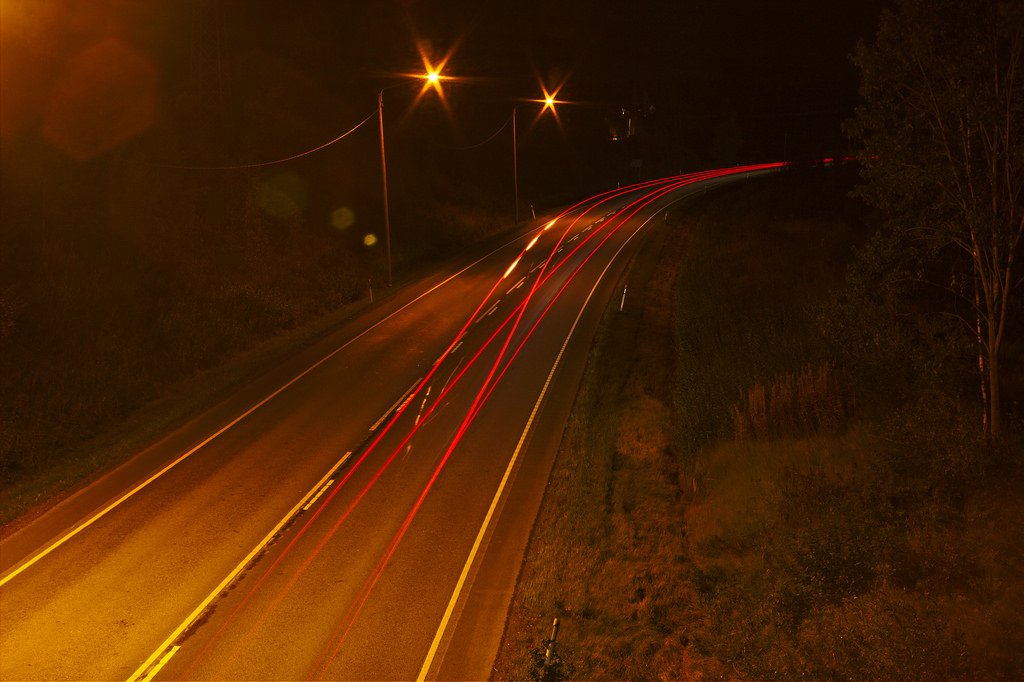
[378,88,393,287]
[513,88,562,225]
[378,68,447,287]
[513,105,519,225]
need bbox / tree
[848,0,1024,436]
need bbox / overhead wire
[151,107,379,170]
[429,113,512,150]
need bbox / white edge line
[416,197,673,681]
[0,230,534,588]
[127,451,352,682]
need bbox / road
[0,164,782,681]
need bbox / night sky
[1,0,886,236]
[228,0,886,164]
[2,1,884,159]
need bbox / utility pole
[512,106,519,225]
[378,89,392,287]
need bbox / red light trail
[186,163,785,678]
[308,163,785,677]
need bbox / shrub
[732,362,854,440]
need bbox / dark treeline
[0,2,626,489]
[0,1,878,506]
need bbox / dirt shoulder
[492,168,1024,680]
[492,190,703,680]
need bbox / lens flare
[330,206,355,230]
[41,38,157,161]
[255,171,307,219]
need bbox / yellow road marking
[370,378,421,432]
[417,199,669,681]
[127,451,353,682]
[140,645,179,682]
[1,227,539,588]
[506,276,526,295]
[302,476,336,512]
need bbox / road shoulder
[490,195,700,679]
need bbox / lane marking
[438,362,462,399]
[302,469,340,512]
[417,194,672,681]
[0,229,538,588]
[127,451,353,682]
[140,645,179,682]
[398,389,417,412]
[370,379,421,432]
[506,277,526,295]
[485,303,500,317]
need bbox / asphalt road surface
[0,164,782,681]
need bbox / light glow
[529,80,568,130]
[538,86,563,114]
[503,257,521,278]
[407,39,458,114]
[526,234,540,250]
[176,162,789,677]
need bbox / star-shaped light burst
[526,82,568,131]
[406,41,458,113]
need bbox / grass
[494,167,1024,680]
[0,288,376,527]
[494,191,699,680]
[0,189,516,527]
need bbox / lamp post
[377,69,444,287]
[512,106,519,225]
[378,88,392,287]
[512,92,559,227]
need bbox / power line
[431,114,512,150]
[152,108,379,170]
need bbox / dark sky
[1,0,885,214]
[198,0,885,145]
[239,0,882,159]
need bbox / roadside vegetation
[0,158,513,524]
[493,166,1024,680]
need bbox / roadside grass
[0,199,516,527]
[0,289,378,527]
[494,168,1024,680]
[494,200,701,680]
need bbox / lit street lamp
[513,88,562,225]
[377,68,447,287]
[513,105,519,225]
[378,88,393,287]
